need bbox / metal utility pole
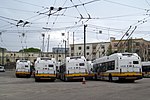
[73,32,74,56]
[84,25,87,58]
[57,45,59,61]
[41,33,45,57]
[64,40,67,59]
[47,35,50,52]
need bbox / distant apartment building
[1,38,150,67]
[110,38,150,61]
[70,42,110,61]
[0,47,69,67]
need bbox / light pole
[41,33,45,57]
[63,40,67,59]
[84,25,87,58]
[73,32,74,56]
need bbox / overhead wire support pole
[73,32,74,56]
[47,35,50,53]
[84,24,87,58]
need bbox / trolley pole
[84,25,87,58]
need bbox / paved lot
[0,71,150,100]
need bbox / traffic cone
[82,77,86,84]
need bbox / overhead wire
[63,0,101,9]
[70,0,84,21]
[78,0,91,22]
[0,6,36,13]
[104,0,148,11]
[12,0,46,8]
[50,0,68,29]
[145,0,150,7]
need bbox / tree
[19,47,41,52]
[107,43,112,56]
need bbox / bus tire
[35,78,39,82]
[109,74,112,82]
[95,74,97,80]
[16,74,19,78]
[64,75,67,82]
[27,75,31,78]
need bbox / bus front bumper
[35,74,56,80]
[16,71,31,76]
[65,73,89,80]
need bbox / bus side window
[25,65,28,67]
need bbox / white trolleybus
[34,57,57,82]
[93,53,142,82]
[141,61,150,78]
[59,56,88,81]
[15,60,32,78]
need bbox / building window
[59,55,61,57]
[93,52,96,55]
[71,47,74,50]
[28,54,30,57]
[14,54,16,56]
[135,49,140,53]
[93,46,96,49]
[32,54,34,56]
[78,53,81,55]
[87,46,90,49]
[71,53,74,56]
[136,42,140,46]
[114,43,117,47]
[87,52,89,55]
[78,47,81,50]
[101,45,105,49]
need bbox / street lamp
[63,40,67,59]
[41,33,45,57]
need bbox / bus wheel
[109,74,112,82]
[64,76,67,82]
[35,78,39,82]
[27,75,31,78]
[94,74,97,80]
[16,74,19,78]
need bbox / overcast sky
[0,0,150,51]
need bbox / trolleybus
[93,53,142,82]
[34,57,57,82]
[59,56,88,81]
[142,61,150,78]
[15,60,32,78]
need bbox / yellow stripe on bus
[65,73,88,77]
[16,72,30,75]
[35,74,56,77]
[100,72,142,77]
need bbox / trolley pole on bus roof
[84,25,87,59]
